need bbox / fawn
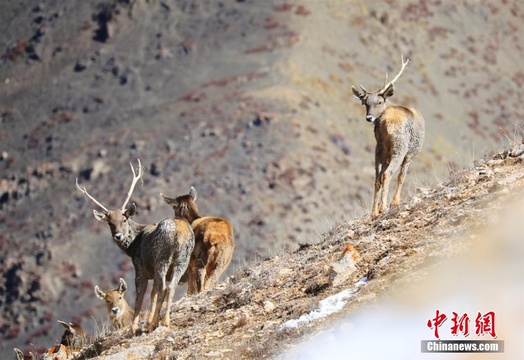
[95,278,134,330]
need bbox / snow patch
[281,277,367,329]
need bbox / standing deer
[161,187,235,295]
[95,278,134,330]
[76,160,194,333]
[352,55,425,218]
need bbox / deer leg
[196,267,206,293]
[187,258,197,295]
[203,246,222,291]
[161,281,174,327]
[131,274,148,334]
[379,154,404,214]
[194,254,208,293]
[148,274,167,331]
[161,264,180,327]
[147,281,159,329]
[371,162,383,218]
[392,156,412,207]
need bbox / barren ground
[69,144,524,359]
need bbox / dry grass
[67,143,524,359]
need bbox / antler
[121,159,143,210]
[76,178,109,213]
[359,84,369,94]
[380,54,409,93]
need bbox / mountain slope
[59,144,524,359]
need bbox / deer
[13,321,85,360]
[352,55,425,218]
[76,159,195,333]
[95,278,134,330]
[57,320,86,351]
[13,348,36,360]
[161,186,235,295]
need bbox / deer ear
[351,86,364,100]
[380,83,394,99]
[124,203,137,218]
[57,320,73,332]
[95,286,105,299]
[93,209,107,222]
[119,278,128,293]
[161,193,177,206]
[189,186,198,201]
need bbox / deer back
[138,217,194,276]
[375,105,425,158]
[193,216,234,247]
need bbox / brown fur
[162,187,235,294]
[57,320,86,351]
[95,278,134,330]
[352,56,425,218]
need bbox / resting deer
[162,187,234,295]
[352,55,425,218]
[13,321,85,360]
[13,321,84,360]
[95,278,134,330]
[76,160,194,333]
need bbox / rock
[91,159,109,180]
[328,245,360,287]
[508,144,524,158]
[263,300,276,313]
[74,61,87,72]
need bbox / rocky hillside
[1,0,524,353]
[32,143,524,359]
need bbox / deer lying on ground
[95,278,134,330]
[13,348,36,360]
[13,321,85,360]
[57,320,86,351]
[76,160,194,333]
[352,55,425,218]
[162,186,234,295]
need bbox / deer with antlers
[352,55,425,218]
[76,160,194,333]
[162,187,235,295]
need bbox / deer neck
[186,213,201,224]
[185,204,202,224]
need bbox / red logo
[427,310,497,339]
[475,311,497,338]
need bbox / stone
[328,245,360,287]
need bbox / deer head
[352,55,409,123]
[57,320,85,348]
[95,278,129,317]
[161,186,199,222]
[76,159,143,244]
